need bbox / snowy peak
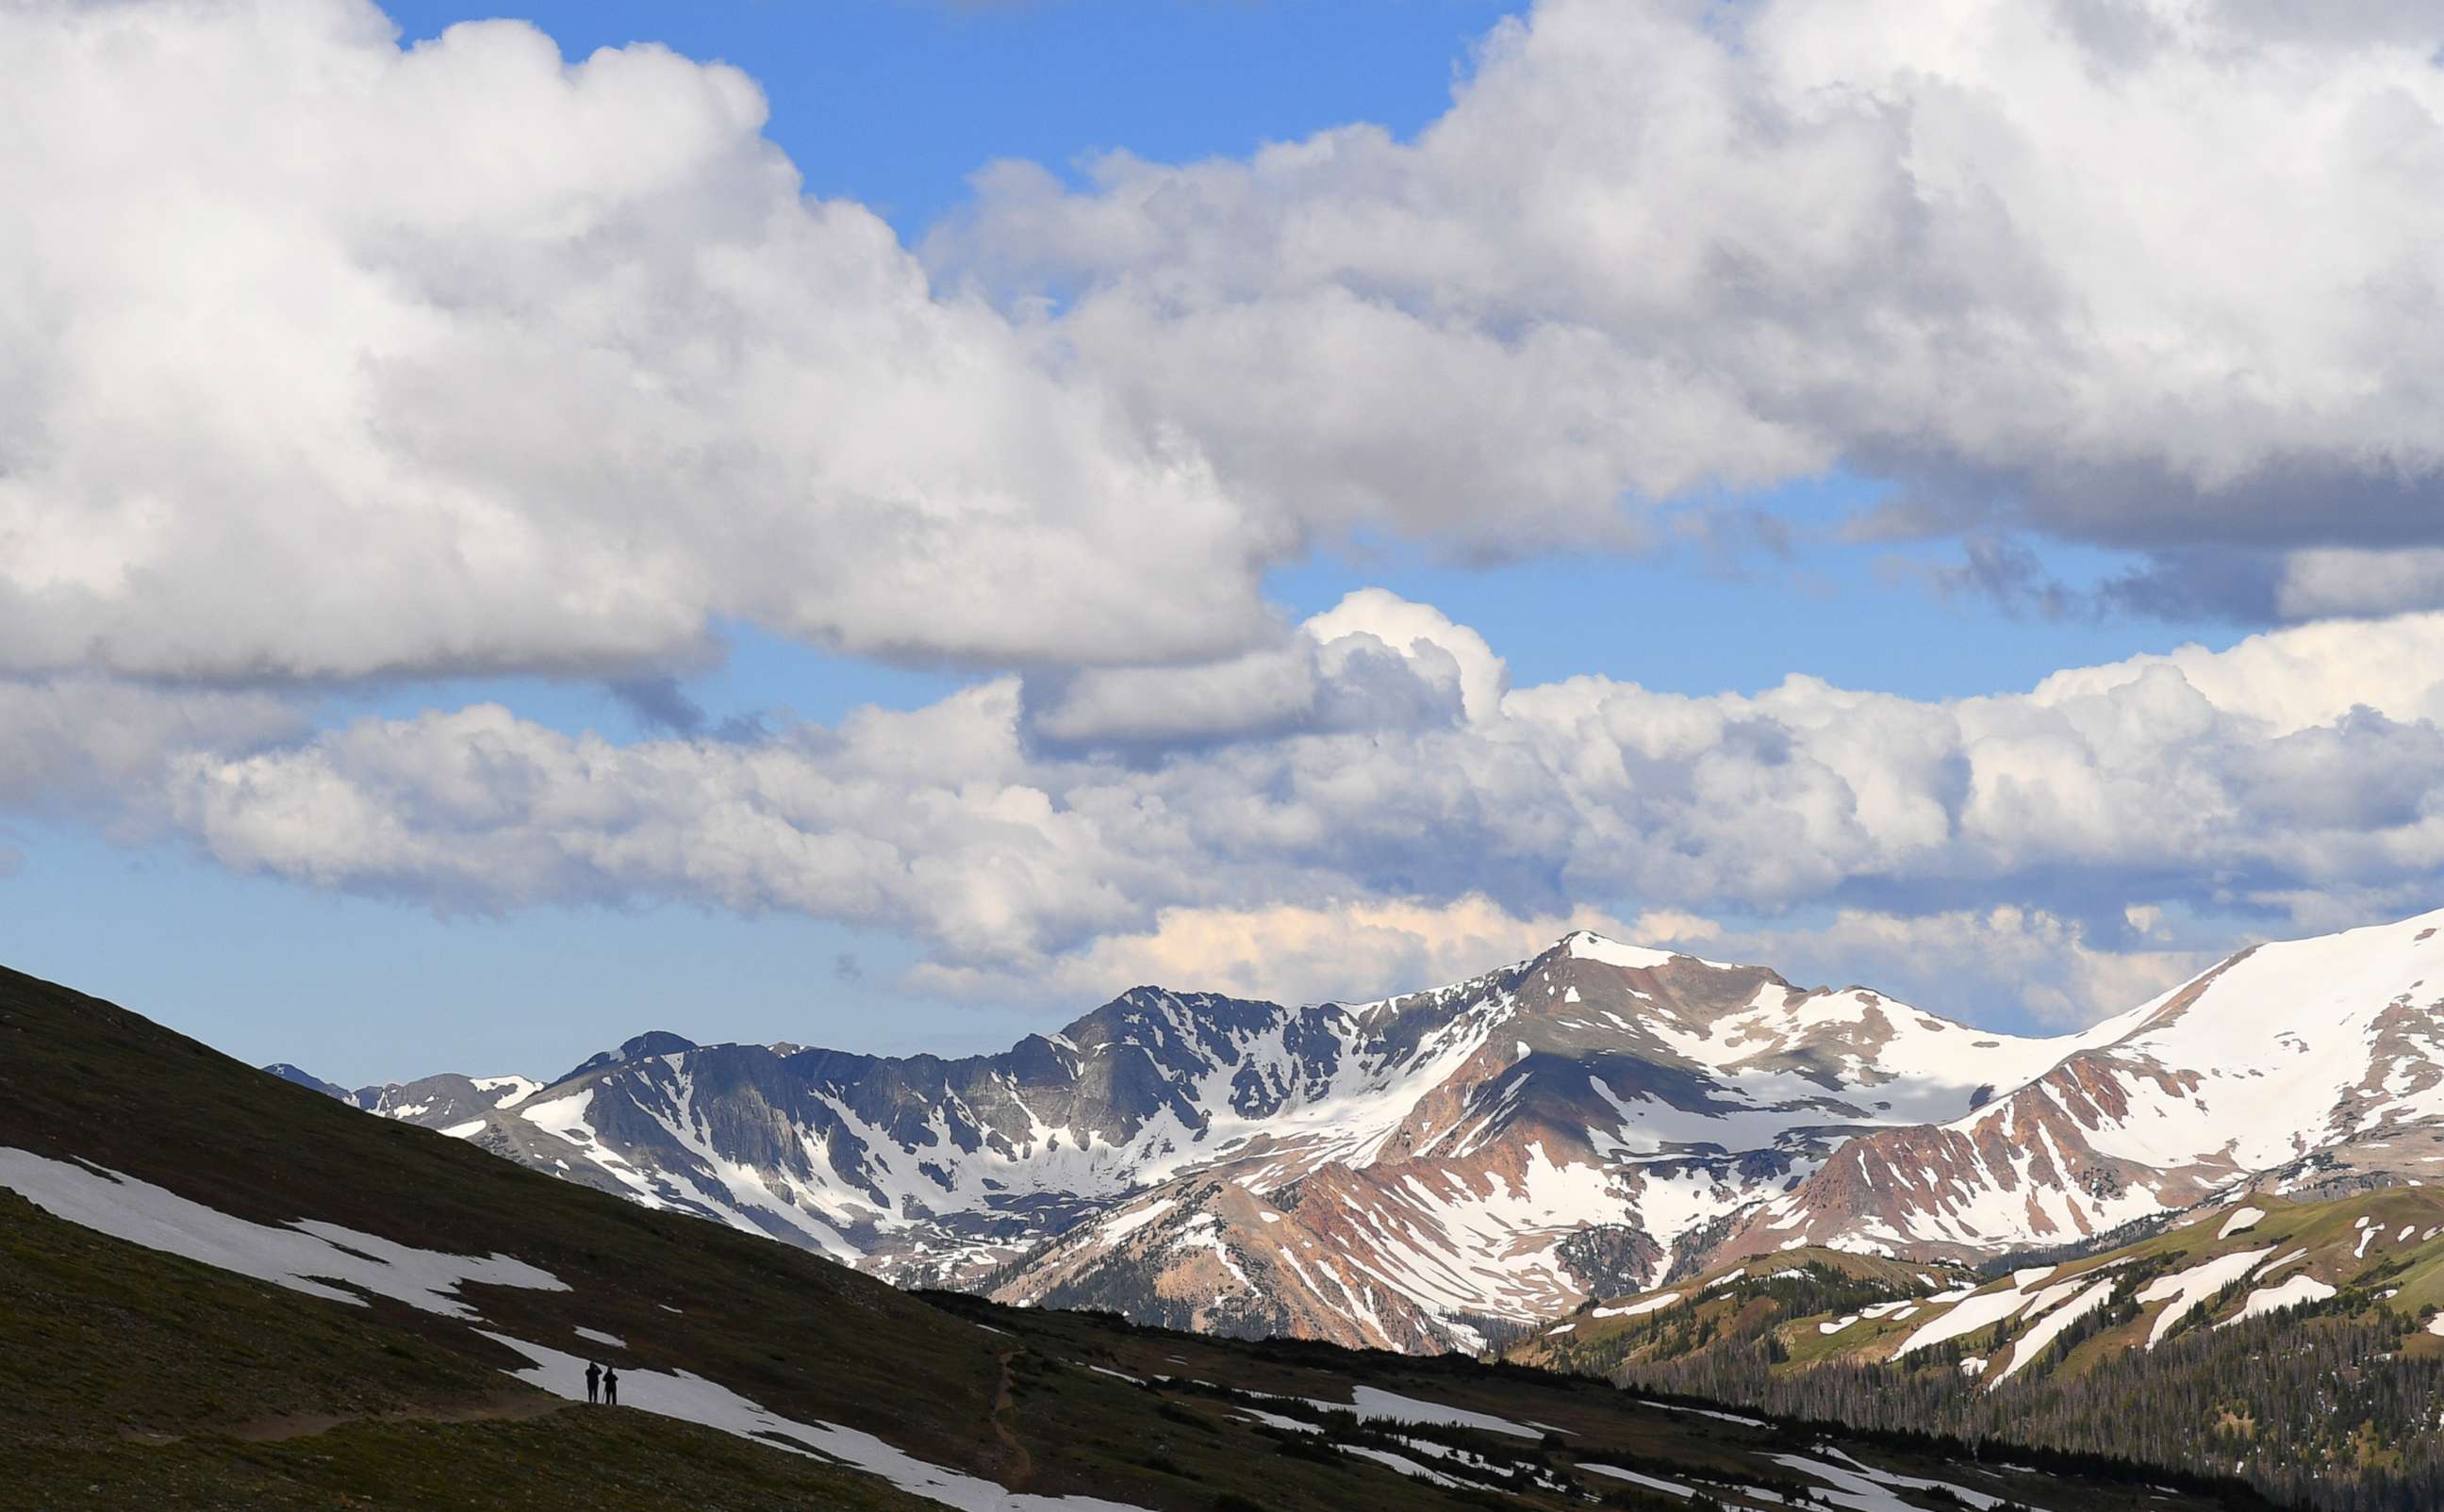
[983,935,2071,1342]
[2109,908,2444,1049]
[262,1065,546,1140]
[548,1029,701,1087]
[1557,929,1742,975]
[1736,907,2444,1265]
[274,905,2444,1356]
[1509,934,2055,1122]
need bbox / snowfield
[0,1147,566,1318]
[487,1332,1158,1512]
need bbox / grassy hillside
[1511,1196,2444,1509]
[0,961,2249,1511]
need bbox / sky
[4,0,2443,1084]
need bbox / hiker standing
[603,1366,619,1407]
[585,1361,601,1405]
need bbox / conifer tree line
[1542,1265,2444,1510]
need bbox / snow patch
[1583,1464,1697,1497]
[2135,1247,2276,1346]
[1564,933,1691,971]
[1336,1444,1461,1487]
[487,1332,1156,1511]
[0,1148,567,1319]
[1230,1405,1318,1433]
[1594,1292,1680,1319]
[1991,1277,2115,1383]
[2223,1274,2336,1324]
[1772,1452,2006,1512]
[1302,1386,1541,1439]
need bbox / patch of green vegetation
[1521,1191,2444,1511]
[17,1410,946,1511]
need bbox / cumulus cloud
[10,0,2438,702]
[1020,588,1508,749]
[907,896,1637,1008]
[935,0,2444,601]
[2028,614,2444,733]
[0,680,302,811]
[139,596,2444,1020]
[1634,905,2218,1028]
[2276,549,2444,621]
[0,0,1270,682]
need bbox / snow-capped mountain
[976,935,2084,1350]
[274,908,2444,1353]
[270,1061,543,1136]
[1724,909,2444,1265]
[274,929,2071,1349]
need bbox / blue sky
[382,1,1528,239]
[6,0,2437,1086]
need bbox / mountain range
[2,955,2245,1512]
[272,907,2444,1359]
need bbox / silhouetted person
[603,1366,619,1407]
[585,1361,601,1405]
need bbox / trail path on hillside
[990,1350,1034,1486]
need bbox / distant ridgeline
[279,911,2444,1360]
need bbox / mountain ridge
[270,909,2444,1355]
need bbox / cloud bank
[0,0,1269,681]
[7,0,2444,698]
[937,0,2444,609]
[137,598,2444,1022]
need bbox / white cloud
[0,1,1271,682]
[936,0,2444,584]
[2276,548,2444,621]
[165,685,1181,963]
[2029,613,2444,734]
[1020,588,1507,748]
[135,599,2444,1016]
[908,896,1635,1008]
[0,679,301,811]
[1640,906,2216,1028]
[7,0,2444,1032]
[1306,590,1510,725]
[10,0,2439,699]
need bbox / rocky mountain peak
[1057,986,1292,1058]
[548,1029,701,1087]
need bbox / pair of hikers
[583,1360,619,1406]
